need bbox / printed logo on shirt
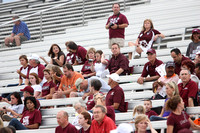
[184,87,188,90]
[42,86,49,90]
[22,116,30,126]
[85,66,91,69]
[76,56,82,64]
[110,17,120,24]
[111,92,114,95]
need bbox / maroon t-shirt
[138,29,160,48]
[167,111,190,133]
[22,99,40,113]
[178,79,198,107]
[78,126,91,133]
[41,80,56,97]
[66,52,76,65]
[141,58,163,77]
[106,85,126,112]
[106,106,115,122]
[146,110,158,118]
[75,45,87,64]
[107,53,130,75]
[174,55,189,75]
[19,65,32,79]
[86,92,103,110]
[81,60,96,75]
[55,123,77,133]
[106,13,129,39]
[20,109,41,127]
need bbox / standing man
[106,73,126,113]
[105,3,129,48]
[137,48,163,84]
[107,43,130,75]
[55,111,77,133]
[90,105,116,133]
[178,69,198,107]
[4,15,30,47]
[170,48,189,75]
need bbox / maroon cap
[192,29,200,34]
[146,48,156,54]
[20,86,34,94]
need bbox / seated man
[170,48,189,75]
[53,64,83,98]
[4,15,30,47]
[66,41,87,65]
[55,111,77,133]
[70,76,111,99]
[106,43,130,75]
[152,61,179,99]
[106,73,126,113]
[178,69,198,107]
[90,105,116,133]
[137,48,163,84]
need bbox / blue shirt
[12,21,30,40]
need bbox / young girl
[40,44,65,67]
[128,19,165,59]
[38,69,56,99]
[132,105,146,121]
[29,73,42,99]
[78,111,91,133]
[81,48,96,79]
[91,50,109,78]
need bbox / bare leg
[14,35,21,46]
[4,36,14,47]
[128,42,137,60]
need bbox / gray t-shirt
[77,76,111,97]
[186,41,200,60]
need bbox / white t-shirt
[94,62,109,78]
[7,104,24,116]
[32,84,42,94]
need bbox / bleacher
[0,0,200,132]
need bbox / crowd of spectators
[1,2,200,133]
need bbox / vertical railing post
[82,0,85,26]
[124,0,126,12]
[40,12,43,41]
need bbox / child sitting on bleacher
[144,99,157,118]
[132,105,145,122]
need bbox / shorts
[12,35,28,46]
[108,38,124,49]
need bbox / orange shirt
[90,115,116,133]
[59,71,83,97]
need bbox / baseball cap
[75,78,83,91]
[106,73,120,82]
[165,61,175,68]
[192,29,200,34]
[20,86,34,94]
[28,54,39,60]
[110,123,133,133]
[196,51,200,55]
[146,48,156,54]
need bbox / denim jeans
[9,118,28,130]
[150,115,167,121]
[114,109,121,113]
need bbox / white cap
[110,123,134,133]
[28,54,39,60]
[106,73,120,82]
[196,51,200,55]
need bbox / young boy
[144,99,157,118]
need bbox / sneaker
[2,114,12,121]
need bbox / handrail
[0,0,74,27]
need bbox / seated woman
[28,73,42,99]
[65,41,76,65]
[38,69,56,99]
[81,48,96,79]
[8,96,42,130]
[91,50,109,78]
[1,92,24,121]
[150,81,179,121]
[78,111,91,133]
[40,44,65,67]
[50,65,63,91]
[134,114,157,133]
[128,19,165,59]
[166,95,200,133]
